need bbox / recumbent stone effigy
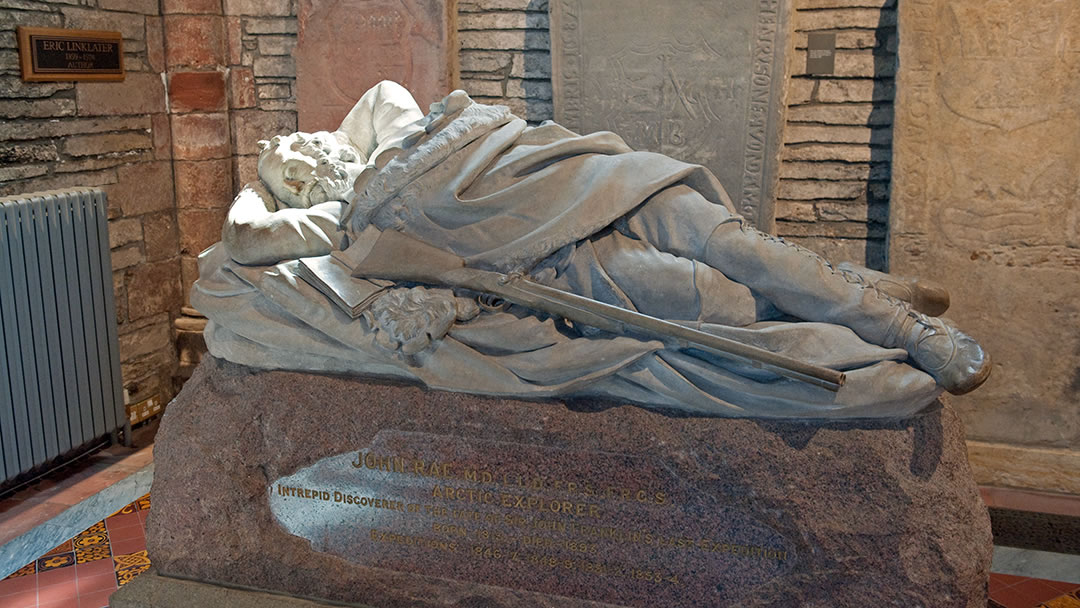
[193,80,989,418]
[125,80,994,608]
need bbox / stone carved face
[257,131,364,208]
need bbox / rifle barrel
[352,230,846,392]
[445,269,846,392]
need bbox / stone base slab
[108,569,360,608]
[146,357,992,607]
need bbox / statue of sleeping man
[193,80,990,418]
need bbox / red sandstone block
[76,72,166,116]
[230,109,295,156]
[169,71,227,113]
[163,0,223,14]
[171,112,230,160]
[174,158,234,209]
[226,16,243,65]
[229,67,256,108]
[164,15,225,69]
[178,208,228,255]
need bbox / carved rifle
[349,228,846,392]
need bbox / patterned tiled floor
[991,573,1080,608]
[0,494,151,608]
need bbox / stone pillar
[162,0,233,307]
[890,0,1080,496]
[295,0,458,132]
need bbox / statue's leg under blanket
[533,228,781,327]
[618,185,991,395]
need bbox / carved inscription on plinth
[269,430,794,607]
[296,0,455,132]
[551,0,789,230]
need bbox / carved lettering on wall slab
[296,0,455,132]
[551,0,789,230]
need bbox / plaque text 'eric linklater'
[17,27,124,82]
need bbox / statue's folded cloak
[194,94,941,418]
[346,95,737,274]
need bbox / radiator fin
[0,188,126,483]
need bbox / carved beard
[301,172,350,206]
[295,154,352,207]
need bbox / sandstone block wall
[891,0,1080,495]
[1,1,180,411]
[0,0,297,414]
[166,0,298,305]
[457,0,552,123]
[774,0,895,270]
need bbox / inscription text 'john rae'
[17,27,124,82]
[268,430,794,608]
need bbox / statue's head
[256,131,364,208]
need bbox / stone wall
[891,0,1080,496]
[225,0,298,188]
[166,0,299,308]
[454,0,896,270]
[457,0,552,123]
[0,0,299,415]
[1,0,179,411]
[774,0,895,270]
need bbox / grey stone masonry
[457,0,553,123]
[775,0,897,269]
[457,0,897,269]
[0,0,180,411]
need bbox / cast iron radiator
[0,188,125,485]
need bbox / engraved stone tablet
[551,0,789,230]
[296,0,455,132]
[890,1,1080,456]
[269,431,792,607]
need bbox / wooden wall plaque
[17,26,125,82]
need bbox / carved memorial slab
[551,0,789,230]
[890,0,1080,453]
[296,0,456,132]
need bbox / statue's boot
[698,222,990,394]
[883,309,991,395]
[835,261,950,317]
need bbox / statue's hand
[364,286,479,355]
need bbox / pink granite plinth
[146,357,992,608]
